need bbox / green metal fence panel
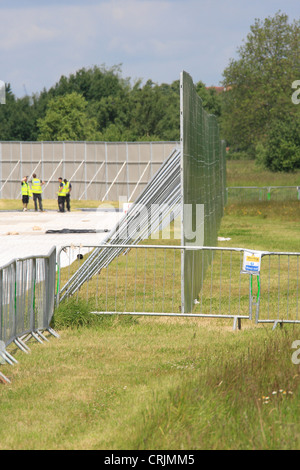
[180,71,226,313]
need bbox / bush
[226,150,252,161]
[258,117,300,172]
[52,297,103,329]
[52,297,138,329]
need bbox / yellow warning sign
[243,250,262,274]
[246,256,260,263]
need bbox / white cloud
[0,0,299,96]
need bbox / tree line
[0,67,221,143]
[0,11,299,172]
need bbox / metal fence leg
[31,332,44,344]
[3,350,18,364]
[36,330,49,342]
[233,316,242,330]
[14,339,28,353]
[15,337,31,353]
[0,371,11,384]
[0,350,14,365]
[47,327,60,339]
[272,320,283,331]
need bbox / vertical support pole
[180,73,185,314]
[150,142,153,180]
[44,257,49,331]
[249,274,253,321]
[63,142,65,182]
[0,142,2,199]
[20,142,22,199]
[84,142,87,200]
[126,142,129,200]
[255,275,261,324]
[41,142,44,182]
[13,261,17,344]
[31,258,36,333]
[0,269,3,344]
[105,142,108,201]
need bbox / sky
[0,0,299,98]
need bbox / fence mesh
[180,71,227,312]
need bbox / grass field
[226,160,300,187]
[0,198,119,211]
[0,161,299,450]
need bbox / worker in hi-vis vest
[57,177,67,212]
[64,178,72,212]
[31,173,45,212]
[21,176,32,211]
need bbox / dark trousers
[65,194,71,211]
[33,193,43,211]
[58,196,65,212]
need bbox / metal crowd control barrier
[258,252,300,329]
[57,245,251,329]
[57,244,300,332]
[58,148,181,303]
[227,186,300,203]
[0,247,59,384]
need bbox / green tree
[222,11,300,167]
[127,79,180,141]
[196,81,222,119]
[256,115,300,171]
[37,92,99,141]
[0,85,37,141]
[50,65,128,102]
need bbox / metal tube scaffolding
[59,148,181,302]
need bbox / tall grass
[0,161,300,450]
[0,315,299,449]
[226,160,300,187]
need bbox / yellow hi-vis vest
[21,181,31,196]
[65,181,70,194]
[31,178,42,194]
[58,181,67,197]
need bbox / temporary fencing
[58,148,181,303]
[180,71,227,312]
[57,244,250,327]
[0,139,298,203]
[227,186,300,203]
[57,244,300,330]
[0,247,58,383]
[59,71,227,316]
[0,141,177,201]
[257,252,300,327]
